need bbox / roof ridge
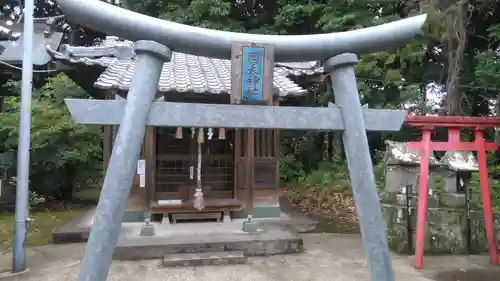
[59,36,324,75]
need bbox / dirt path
[0,233,497,281]
[433,268,500,281]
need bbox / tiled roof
[276,62,324,76]
[0,19,64,65]
[49,36,314,97]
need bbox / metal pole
[12,0,35,273]
[325,53,395,281]
[77,41,171,281]
[406,184,413,254]
[464,175,472,254]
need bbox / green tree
[119,0,430,167]
[0,74,102,201]
[114,0,500,174]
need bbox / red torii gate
[405,115,500,269]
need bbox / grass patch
[0,208,89,252]
[74,188,101,204]
[282,160,387,221]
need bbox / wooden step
[171,212,222,223]
[162,251,247,267]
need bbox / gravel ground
[0,233,498,281]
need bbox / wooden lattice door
[155,127,235,201]
[155,127,195,200]
[201,129,235,199]
[235,129,279,190]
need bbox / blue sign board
[241,46,265,101]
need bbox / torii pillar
[326,54,394,281]
[76,40,172,281]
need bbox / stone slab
[52,208,144,244]
[52,208,95,244]
[162,251,247,267]
[113,221,303,260]
[52,224,90,244]
[52,209,313,245]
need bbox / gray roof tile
[0,20,64,65]
[49,36,310,96]
[276,62,324,76]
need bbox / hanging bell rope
[175,127,183,139]
[219,128,226,140]
[193,187,204,211]
[191,127,196,139]
[193,130,204,211]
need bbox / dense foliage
[120,0,500,210]
[120,0,500,172]
[3,0,500,206]
[0,75,102,202]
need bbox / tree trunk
[331,132,344,160]
[57,166,76,202]
[495,92,500,167]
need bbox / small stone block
[395,194,407,205]
[139,225,155,236]
[242,220,260,233]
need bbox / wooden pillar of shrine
[230,43,276,223]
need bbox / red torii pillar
[405,116,499,269]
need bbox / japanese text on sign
[241,46,265,101]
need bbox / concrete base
[113,220,303,260]
[0,268,30,280]
[52,208,316,245]
[139,224,155,236]
[242,220,261,233]
[223,214,232,224]
[52,208,149,243]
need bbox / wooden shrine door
[155,127,235,201]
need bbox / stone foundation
[113,222,303,260]
[382,194,500,254]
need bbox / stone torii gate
[55,1,427,281]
